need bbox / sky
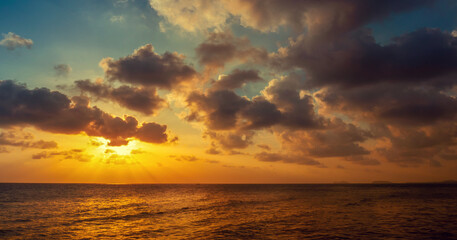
[1,0,457,183]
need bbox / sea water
[1,183,456,239]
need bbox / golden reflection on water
[1,184,457,239]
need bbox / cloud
[204,130,254,151]
[261,74,325,129]
[154,0,455,169]
[0,80,173,146]
[211,69,263,90]
[0,130,58,149]
[75,79,166,115]
[317,83,457,167]
[195,31,267,69]
[170,154,199,162]
[32,149,92,162]
[54,64,72,77]
[184,73,335,154]
[169,154,219,163]
[317,84,457,126]
[150,0,433,33]
[135,122,169,144]
[103,154,133,165]
[149,0,230,32]
[257,144,271,151]
[130,149,146,154]
[186,74,322,131]
[264,25,457,168]
[100,44,196,89]
[110,15,125,23]
[186,89,250,130]
[0,32,33,50]
[273,118,372,160]
[239,96,282,130]
[254,151,321,166]
[230,0,434,34]
[272,28,457,89]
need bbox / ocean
[0,183,456,239]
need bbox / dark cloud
[262,74,326,129]
[286,24,457,168]
[186,89,282,131]
[317,83,457,167]
[100,44,196,89]
[226,0,434,34]
[272,118,373,163]
[0,80,173,146]
[239,96,281,130]
[254,151,321,166]
[150,0,433,34]
[374,123,457,167]
[211,69,263,90]
[186,74,323,132]
[54,64,72,77]
[185,74,342,154]
[204,130,254,151]
[272,28,457,89]
[317,84,457,126]
[162,1,453,168]
[75,79,166,115]
[0,32,33,50]
[186,90,250,130]
[196,31,267,69]
[135,122,169,144]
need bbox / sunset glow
[1,0,457,184]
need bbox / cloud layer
[0,80,173,146]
